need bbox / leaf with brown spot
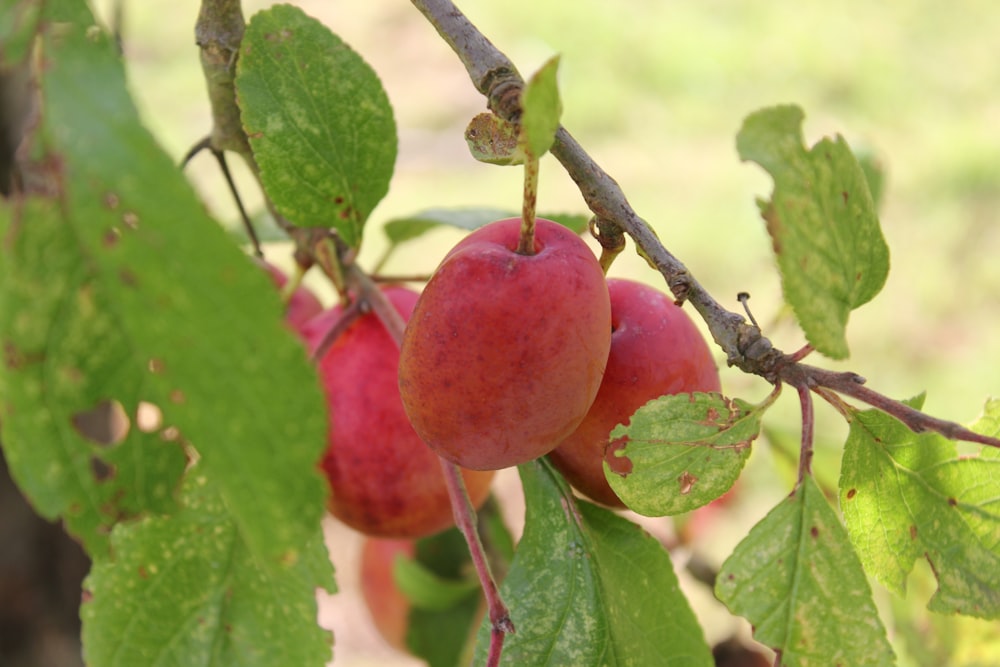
[235,4,396,247]
[604,391,775,516]
[737,104,889,360]
[717,478,895,666]
[839,398,1000,618]
[82,476,335,666]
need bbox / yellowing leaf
[717,477,895,666]
[738,104,889,359]
[840,405,1000,617]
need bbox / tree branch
[409,0,1000,451]
[195,0,251,159]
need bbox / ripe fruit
[398,217,612,471]
[360,537,415,652]
[258,259,324,331]
[548,278,721,507]
[300,287,494,538]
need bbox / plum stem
[180,136,262,257]
[517,154,540,255]
[590,216,626,275]
[440,460,515,650]
[309,298,365,364]
[348,266,407,342]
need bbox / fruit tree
[2,1,1000,666]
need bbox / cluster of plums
[273,216,721,538]
[268,216,721,652]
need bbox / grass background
[91,0,1000,664]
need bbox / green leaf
[0,199,186,553]
[839,405,1000,617]
[889,552,1000,667]
[604,392,768,516]
[11,0,331,567]
[403,525,496,667]
[383,207,514,244]
[519,55,563,158]
[716,477,896,666]
[394,556,479,612]
[81,475,335,667]
[236,4,397,247]
[0,0,40,63]
[474,459,713,666]
[465,112,525,165]
[737,104,889,359]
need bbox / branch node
[486,75,522,122]
[668,271,692,307]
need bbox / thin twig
[802,365,1000,447]
[309,298,365,364]
[370,273,433,284]
[440,459,515,662]
[181,135,262,257]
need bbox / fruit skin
[300,287,494,538]
[398,217,612,471]
[359,537,415,652]
[548,278,721,507]
[258,260,324,331]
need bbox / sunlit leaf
[380,208,589,257]
[737,104,889,359]
[519,55,562,158]
[383,207,514,244]
[236,4,397,247]
[839,404,1000,617]
[970,397,1000,460]
[717,477,895,666]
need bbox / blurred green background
[89,1,1000,664]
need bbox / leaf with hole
[81,476,335,667]
[465,112,525,165]
[15,0,331,569]
[604,392,769,516]
[0,199,186,554]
